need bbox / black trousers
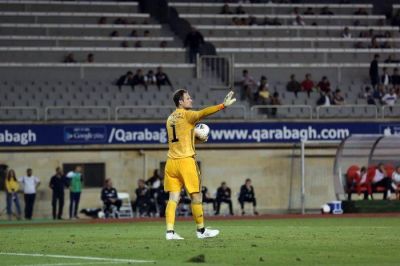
[215,199,233,215]
[203,198,216,211]
[52,192,64,219]
[104,199,122,214]
[69,192,81,218]
[373,177,392,199]
[239,198,257,210]
[24,193,36,219]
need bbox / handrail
[0,23,161,29]
[316,105,378,119]
[0,63,195,68]
[381,105,400,119]
[0,12,149,18]
[0,47,185,52]
[234,63,400,68]
[0,106,40,121]
[181,14,384,20]
[169,2,372,8]
[217,48,400,53]
[0,36,174,41]
[44,106,110,121]
[195,25,398,31]
[115,105,175,120]
[206,37,400,42]
[0,1,138,6]
[250,105,313,119]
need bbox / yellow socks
[166,200,177,231]
[191,202,204,229]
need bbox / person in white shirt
[382,88,397,107]
[293,15,305,26]
[18,168,40,220]
[341,27,352,39]
[391,166,400,199]
[372,163,392,200]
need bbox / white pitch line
[0,252,154,264]
[15,262,122,266]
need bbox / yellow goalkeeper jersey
[166,104,224,159]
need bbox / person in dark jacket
[49,167,67,220]
[101,178,122,218]
[201,186,216,212]
[116,71,134,90]
[184,27,205,63]
[215,182,234,215]
[369,54,380,89]
[155,66,174,90]
[238,179,258,215]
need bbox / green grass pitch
[0,216,399,265]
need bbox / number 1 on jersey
[170,124,179,142]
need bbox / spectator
[270,17,282,26]
[292,7,300,16]
[116,71,134,90]
[240,69,257,101]
[63,53,76,63]
[382,88,397,107]
[155,66,173,90]
[346,166,370,200]
[373,84,385,101]
[354,8,368,15]
[371,163,392,200]
[134,41,142,48]
[232,17,241,26]
[384,55,398,63]
[381,67,392,89]
[320,6,334,15]
[132,69,147,90]
[215,182,234,216]
[301,73,315,97]
[159,41,168,48]
[143,30,150,37]
[130,30,138,37]
[114,18,127,25]
[120,41,129,48]
[256,81,270,106]
[144,70,157,86]
[5,169,22,220]
[303,7,314,15]
[286,74,301,96]
[392,68,400,90]
[332,89,345,105]
[238,179,258,215]
[101,178,122,218]
[362,86,376,105]
[235,5,246,15]
[146,169,163,216]
[110,30,119,37]
[270,92,282,117]
[369,37,379,49]
[201,186,216,212]
[369,54,380,89]
[66,166,83,219]
[184,27,205,63]
[341,27,352,38]
[49,167,67,220]
[18,168,40,220]
[317,76,331,93]
[220,4,233,14]
[293,15,305,26]
[391,166,400,198]
[86,53,94,63]
[98,17,107,24]
[133,179,151,217]
[317,91,332,106]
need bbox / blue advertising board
[0,122,399,147]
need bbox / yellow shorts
[164,157,201,194]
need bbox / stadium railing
[44,106,111,121]
[316,105,379,119]
[250,105,313,119]
[0,106,40,121]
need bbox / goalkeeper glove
[223,91,236,108]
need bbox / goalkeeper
[164,89,236,240]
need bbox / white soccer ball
[98,211,105,219]
[194,123,210,141]
[321,204,331,214]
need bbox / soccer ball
[97,211,105,219]
[321,204,331,214]
[194,123,210,141]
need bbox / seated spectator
[86,53,94,63]
[381,67,392,89]
[316,91,332,106]
[354,8,368,15]
[255,76,270,105]
[293,15,305,26]
[120,41,129,48]
[320,6,334,15]
[369,37,380,49]
[116,71,134,90]
[236,5,246,15]
[346,166,370,200]
[286,74,301,96]
[248,16,257,26]
[155,66,173,90]
[101,178,122,218]
[130,30,138,37]
[144,70,157,86]
[145,169,162,217]
[132,69,147,90]
[270,92,282,117]
[332,89,345,105]
[392,68,400,90]
[391,166,400,199]
[373,84,385,101]
[132,179,151,217]
[159,41,168,48]
[382,41,391,49]
[240,17,248,26]
[215,182,233,215]
[341,27,352,38]
[143,30,150,37]
[301,73,315,97]
[240,69,257,101]
[270,17,282,26]
[201,186,216,212]
[238,179,258,215]
[114,18,127,25]
[303,7,314,15]
[371,163,392,200]
[220,4,233,14]
[98,17,107,24]
[317,76,331,93]
[63,53,76,63]
[362,86,376,105]
[232,17,241,26]
[134,41,142,48]
[110,30,119,37]
[382,88,397,107]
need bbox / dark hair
[126,71,133,75]
[104,178,111,187]
[245,178,251,183]
[173,89,188,107]
[7,169,17,182]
